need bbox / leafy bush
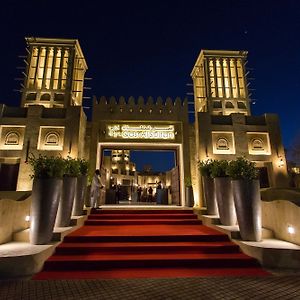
[77,158,89,175]
[28,155,65,179]
[64,157,81,177]
[227,157,259,180]
[198,159,214,178]
[210,160,229,178]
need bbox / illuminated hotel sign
[107,124,175,140]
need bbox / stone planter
[72,175,87,216]
[202,177,218,215]
[232,179,262,241]
[85,185,91,207]
[185,186,194,207]
[156,189,168,205]
[30,178,62,245]
[214,177,236,226]
[56,176,77,227]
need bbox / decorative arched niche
[38,126,65,150]
[5,131,20,145]
[45,132,60,146]
[212,131,235,154]
[247,132,271,155]
[0,126,25,150]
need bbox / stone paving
[1,275,300,300]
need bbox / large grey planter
[214,177,237,226]
[232,179,262,241]
[202,177,218,215]
[85,185,91,207]
[185,186,194,207]
[56,176,77,227]
[30,178,62,245]
[156,189,168,205]
[72,175,87,216]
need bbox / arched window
[216,138,229,150]
[237,101,247,109]
[40,93,51,101]
[5,131,20,145]
[45,132,59,146]
[225,101,234,108]
[26,93,37,100]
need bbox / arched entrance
[89,96,191,207]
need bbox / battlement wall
[92,96,189,121]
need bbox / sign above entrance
[107,124,175,140]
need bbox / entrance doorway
[97,142,184,206]
[0,163,20,191]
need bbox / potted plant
[210,160,237,226]
[227,157,261,241]
[28,155,65,244]
[56,157,80,227]
[184,176,194,207]
[198,159,218,215]
[72,158,89,216]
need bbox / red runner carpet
[33,209,269,280]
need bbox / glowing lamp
[287,225,295,234]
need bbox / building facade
[0,38,289,206]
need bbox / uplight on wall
[287,225,295,234]
[278,156,284,168]
[25,215,30,222]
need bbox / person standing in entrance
[137,186,142,202]
[115,184,121,204]
[90,169,104,208]
[148,186,153,202]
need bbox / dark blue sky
[0,1,299,170]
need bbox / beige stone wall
[194,112,289,207]
[262,199,300,246]
[0,105,86,190]
[0,193,31,244]
[189,124,200,206]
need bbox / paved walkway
[1,274,300,299]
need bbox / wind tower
[21,37,88,108]
[191,50,250,116]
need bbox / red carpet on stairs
[33,208,269,280]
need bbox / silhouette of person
[148,186,153,202]
[137,186,142,202]
[115,184,121,204]
[90,169,104,208]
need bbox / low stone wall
[0,192,31,245]
[261,188,300,246]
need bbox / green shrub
[227,157,259,180]
[28,155,65,179]
[77,158,89,176]
[64,157,81,177]
[198,159,214,178]
[210,160,229,178]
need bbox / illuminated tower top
[191,50,250,116]
[21,37,88,108]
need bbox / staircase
[33,209,269,279]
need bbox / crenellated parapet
[92,96,189,121]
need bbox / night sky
[0,1,299,171]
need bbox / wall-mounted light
[25,215,30,222]
[287,225,295,234]
[278,156,284,168]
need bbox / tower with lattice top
[21,37,88,108]
[191,50,250,116]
